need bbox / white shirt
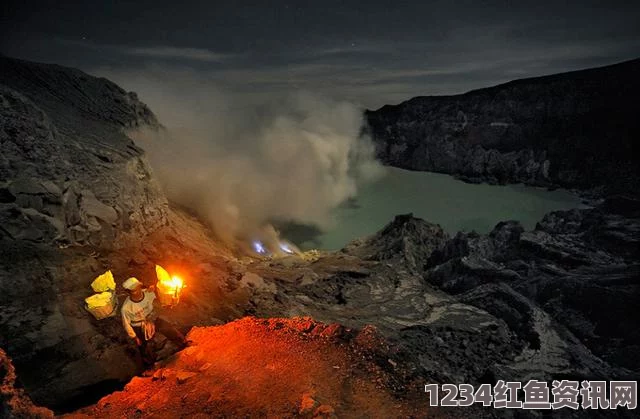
[121,290,157,339]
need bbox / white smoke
[97,66,383,246]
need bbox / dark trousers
[132,317,186,366]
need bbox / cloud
[57,38,233,63]
[11,26,640,110]
[122,46,230,62]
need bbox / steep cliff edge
[366,58,640,195]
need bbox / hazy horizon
[3,1,639,109]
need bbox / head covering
[122,277,142,291]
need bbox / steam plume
[99,67,383,247]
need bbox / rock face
[342,213,450,273]
[0,57,242,411]
[0,56,169,408]
[0,56,168,249]
[366,58,640,194]
[246,202,640,390]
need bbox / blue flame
[252,240,267,254]
[279,242,293,254]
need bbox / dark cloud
[2,0,639,107]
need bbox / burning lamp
[155,264,185,307]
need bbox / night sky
[2,0,639,108]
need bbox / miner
[121,277,188,367]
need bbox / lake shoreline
[290,167,586,250]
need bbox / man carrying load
[121,277,188,367]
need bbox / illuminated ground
[64,317,432,418]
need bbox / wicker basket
[85,292,118,320]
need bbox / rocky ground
[0,56,247,411]
[243,201,640,387]
[1,56,639,417]
[8,200,635,418]
[366,58,640,195]
[1,348,53,418]
[64,317,435,418]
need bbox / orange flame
[155,265,185,305]
[167,275,184,290]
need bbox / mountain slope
[366,58,640,195]
[0,56,244,410]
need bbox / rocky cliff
[0,56,243,411]
[1,55,167,408]
[366,58,640,195]
[0,56,167,248]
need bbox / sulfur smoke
[99,67,383,247]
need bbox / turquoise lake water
[299,167,586,250]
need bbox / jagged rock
[239,272,276,293]
[460,283,614,381]
[427,206,640,376]
[79,189,118,225]
[151,368,166,381]
[0,57,169,249]
[0,56,176,409]
[318,323,346,339]
[246,204,640,396]
[342,213,449,273]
